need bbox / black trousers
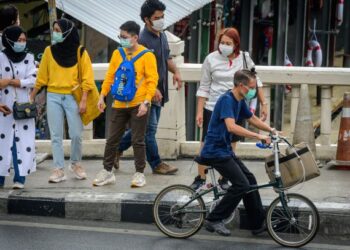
[206,156,265,229]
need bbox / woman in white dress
[0,25,36,189]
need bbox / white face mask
[152,18,165,31]
[219,44,234,57]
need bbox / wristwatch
[143,100,150,107]
[262,102,268,106]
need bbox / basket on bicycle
[265,142,320,188]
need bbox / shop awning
[52,0,213,41]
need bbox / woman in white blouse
[190,27,268,190]
[0,26,36,189]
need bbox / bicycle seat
[194,155,232,167]
[194,156,213,167]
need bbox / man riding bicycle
[199,69,277,236]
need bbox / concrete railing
[36,32,350,161]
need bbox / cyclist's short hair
[234,69,257,87]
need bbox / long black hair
[0,5,18,31]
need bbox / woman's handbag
[72,46,101,126]
[7,58,36,120]
[13,101,36,120]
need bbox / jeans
[119,105,162,169]
[47,93,83,168]
[103,106,149,173]
[0,137,25,185]
[206,156,265,229]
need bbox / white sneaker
[49,168,66,183]
[131,172,146,188]
[92,169,116,186]
[12,182,24,189]
[69,163,87,180]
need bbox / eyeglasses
[118,35,131,40]
[241,84,256,91]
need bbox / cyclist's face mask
[240,83,256,101]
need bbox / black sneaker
[204,220,231,236]
[252,220,267,235]
[218,177,230,190]
[190,175,206,190]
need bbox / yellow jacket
[35,46,95,94]
[101,45,158,108]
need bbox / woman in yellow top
[93,21,158,188]
[30,19,95,183]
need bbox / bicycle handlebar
[255,133,290,149]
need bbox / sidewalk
[1,158,349,237]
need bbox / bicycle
[153,134,319,248]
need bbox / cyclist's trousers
[206,156,265,229]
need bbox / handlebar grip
[256,142,272,149]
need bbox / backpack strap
[130,49,151,63]
[118,47,127,61]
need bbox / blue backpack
[111,48,151,102]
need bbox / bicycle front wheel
[267,193,319,248]
[153,184,206,239]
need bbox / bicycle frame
[176,134,294,215]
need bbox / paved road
[0,215,349,250]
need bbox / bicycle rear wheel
[153,184,206,239]
[266,193,319,247]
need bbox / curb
[1,190,349,237]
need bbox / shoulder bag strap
[242,51,248,70]
[5,56,18,101]
[77,45,82,85]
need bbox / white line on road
[0,220,347,250]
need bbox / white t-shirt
[196,50,263,111]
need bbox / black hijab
[51,18,80,67]
[2,25,27,63]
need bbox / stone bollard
[293,84,317,157]
[153,31,186,159]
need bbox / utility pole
[48,0,57,44]
[273,0,289,131]
[343,0,350,67]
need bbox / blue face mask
[12,42,26,53]
[52,31,64,44]
[52,27,73,44]
[244,88,256,101]
[5,36,26,53]
[119,38,132,48]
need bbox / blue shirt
[200,91,253,159]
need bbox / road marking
[0,220,348,250]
